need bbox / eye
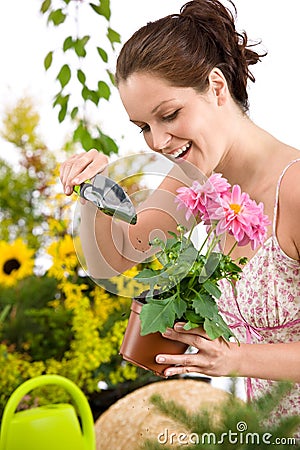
[162,109,180,122]
[139,124,150,133]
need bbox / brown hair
[115,0,266,112]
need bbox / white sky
[0,0,300,163]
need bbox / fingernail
[163,329,172,336]
[156,356,166,363]
[175,323,184,330]
[65,186,72,195]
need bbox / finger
[162,327,209,349]
[164,365,203,377]
[156,352,200,367]
[61,150,108,195]
[71,152,108,185]
[174,322,210,340]
[64,150,100,186]
[60,154,80,194]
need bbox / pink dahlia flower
[175,174,270,250]
[175,173,231,221]
[216,185,270,249]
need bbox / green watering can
[0,375,96,450]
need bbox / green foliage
[136,228,243,341]
[0,276,73,361]
[142,382,300,449]
[0,92,143,418]
[0,97,56,249]
[40,0,120,154]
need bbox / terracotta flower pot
[119,300,188,377]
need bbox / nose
[150,125,172,152]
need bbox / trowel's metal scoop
[74,174,137,225]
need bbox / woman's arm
[61,149,198,278]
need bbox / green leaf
[198,252,221,283]
[58,103,67,123]
[81,86,90,101]
[184,309,204,324]
[202,279,222,299]
[204,316,233,341]
[73,125,94,151]
[203,317,223,340]
[73,122,85,141]
[70,107,78,119]
[90,0,111,20]
[63,36,73,51]
[44,51,53,70]
[106,69,116,86]
[192,292,218,320]
[97,81,110,100]
[74,36,90,57]
[77,69,86,85]
[40,0,51,13]
[0,304,11,323]
[89,90,100,105]
[206,252,222,275]
[57,64,71,88]
[53,93,69,108]
[135,268,159,280]
[96,129,118,154]
[107,27,121,49]
[167,231,178,239]
[173,295,187,319]
[97,47,108,63]
[81,87,99,105]
[139,296,177,335]
[183,321,200,330]
[48,9,66,26]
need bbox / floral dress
[217,159,300,434]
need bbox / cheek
[143,133,154,150]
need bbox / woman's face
[118,72,233,175]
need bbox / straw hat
[95,379,230,449]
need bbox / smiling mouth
[164,141,192,159]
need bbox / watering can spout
[0,375,96,450]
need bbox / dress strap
[273,158,300,236]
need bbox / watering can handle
[0,375,95,450]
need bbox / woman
[60,0,300,429]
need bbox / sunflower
[0,239,35,287]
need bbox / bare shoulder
[280,157,300,203]
[278,157,300,259]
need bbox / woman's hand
[156,322,240,378]
[60,149,109,195]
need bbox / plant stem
[197,222,217,257]
[226,241,238,256]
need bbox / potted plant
[120,173,270,376]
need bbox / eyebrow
[151,99,176,114]
[129,99,176,124]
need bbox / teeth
[172,142,191,158]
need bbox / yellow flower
[0,239,34,287]
[110,265,144,299]
[47,234,78,279]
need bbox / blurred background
[0,0,299,420]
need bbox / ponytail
[116,0,266,111]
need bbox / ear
[208,68,228,106]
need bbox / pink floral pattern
[218,159,300,436]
